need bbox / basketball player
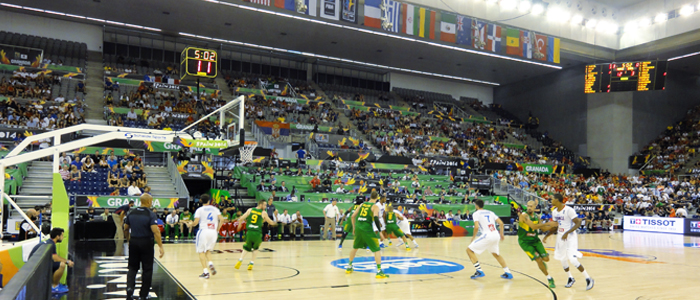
[235,200,277,270]
[383,202,411,251]
[345,191,389,279]
[544,193,594,290]
[338,198,364,249]
[466,199,513,280]
[190,194,224,279]
[394,206,419,248]
[518,200,556,288]
[373,196,388,248]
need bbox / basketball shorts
[553,232,583,261]
[398,221,411,235]
[343,222,353,233]
[195,230,218,253]
[468,233,500,255]
[518,238,548,261]
[243,230,263,252]
[353,225,380,253]
[384,224,405,238]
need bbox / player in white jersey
[544,193,594,290]
[191,194,224,279]
[466,199,513,280]
[373,197,388,248]
[394,207,419,248]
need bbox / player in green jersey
[519,200,557,288]
[383,202,411,251]
[235,200,277,270]
[346,191,389,279]
[338,198,364,250]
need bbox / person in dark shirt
[113,201,134,241]
[265,198,277,240]
[18,215,38,241]
[160,208,170,223]
[30,228,73,294]
[124,194,164,300]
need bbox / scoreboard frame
[584,60,667,93]
[180,47,218,80]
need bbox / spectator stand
[0,31,88,70]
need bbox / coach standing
[113,200,134,241]
[322,200,340,240]
[124,194,164,300]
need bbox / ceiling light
[571,15,583,25]
[680,5,695,16]
[531,3,545,15]
[596,21,618,34]
[585,19,597,28]
[500,0,518,10]
[655,13,668,23]
[638,17,652,27]
[624,21,637,33]
[518,0,531,12]
[486,0,498,3]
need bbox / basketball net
[240,141,258,164]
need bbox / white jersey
[375,202,386,224]
[194,205,221,231]
[552,205,578,235]
[394,210,406,225]
[473,209,499,236]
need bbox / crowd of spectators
[60,150,150,197]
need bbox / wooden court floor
[159,231,700,300]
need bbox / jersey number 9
[251,215,258,223]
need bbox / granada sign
[85,196,186,209]
[522,164,553,174]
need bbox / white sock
[203,268,209,274]
[566,271,573,278]
[546,275,552,280]
[503,267,510,273]
[413,240,419,245]
[208,261,214,267]
[249,261,254,264]
[238,258,243,262]
[581,270,590,279]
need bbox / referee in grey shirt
[124,194,164,300]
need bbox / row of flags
[243,0,561,64]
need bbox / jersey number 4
[207,213,214,222]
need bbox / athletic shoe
[470,270,485,279]
[548,278,556,288]
[247,263,254,270]
[405,247,412,251]
[209,265,217,276]
[586,278,594,290]
[51,285,69,294]
[396,241,405,247]
[234,260,242,269]
[565,277,576,288]
[338,244,343,249]
[199,273,210,279]
[375,271,389,279]
[413,243,419,248]
[501,272,513,279]
[388,240,393,246]
[380,244,387,249]
[345,266,353,274]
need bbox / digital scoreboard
[180,47,218,80]
[584,60,667,93]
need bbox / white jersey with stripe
[552,205,578,234]
[473,209,499,236]
[194,205,221,231]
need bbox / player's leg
[348,231,366,273]
[247,232,263,270]
[568,255,593,290]
[236,232,255,269]
[367,232,388,278]
[489,239,512,279]
[466,237,486,279]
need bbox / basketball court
[139,231,700,300]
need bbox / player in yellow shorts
[346,191,389,279]
[235,200,276,270]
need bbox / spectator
[69,165,81,181]
[127,181,142,196]
[676,205,688,218]
[165,210,179,239]
[101,208,110,221]
[290,210,304,238]
[278,209,292,237]
[29,228,73,294]
[59,165,70,180]
[126,107,138,121]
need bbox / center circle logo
[330,256,464,275]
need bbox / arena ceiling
[3,0,700,85]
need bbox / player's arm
[237,208,252,223]
[519,212,544,229]
[496,217,505,240]
[471,220,479,242]
[396,212,405,221]
[123,223,131,242]
[543,228,555,243]
[372,205,383,231]
[262,213,277,226]
[150,223,164,258]
[217,215,224,232]
[563,217,581,237]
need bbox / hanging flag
[320,0,340,20]
[522,31,533,59]
[486,23,502,53]
[244,0,271,5]
[243,0,272,6]
[534,33,548,61]
[472,20,487,50]
[506,28,521,56]
[456,15,472,46]
[341,0,357,23]
[440,13,457,43]
[548,36,561,63]
[382,0,401,33]
[364,0,382,28]
[274,0,294,10]
[401,3,415,35]
[401,4,432,38]
[418,7,435,39]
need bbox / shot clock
[180,47,218,80]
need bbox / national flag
[382,0,401,33]
[244,0,271,5]
[320,0,340,20]
[506,28,521,56]
[276,0,316,16]
[472,20,486,50]
[401,3,415,35]
[548,36,561,63]
[522,31,532,59]
[534,33,548,61]
[364,0,382,28]
[440,13,457,43]
[456,15,471,46]
[401,4,433,38]
[486,24,502,53]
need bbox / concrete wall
[0,10,103,51]
[390,72,494,104]
[587,92,633,173]
[493,66,587,153]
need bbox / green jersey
[518,212,541,242]
[180,212,193,221]
[386,210,397,224]
[355,202,375,230]
[247,208,264,232]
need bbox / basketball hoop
[240,141,258,164]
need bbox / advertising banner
[623,216,684,234]
[0,44,42,67]
[78,196,187,209]
[685,219,700,237]
[521,163,554,174]
[568,204,615,212]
